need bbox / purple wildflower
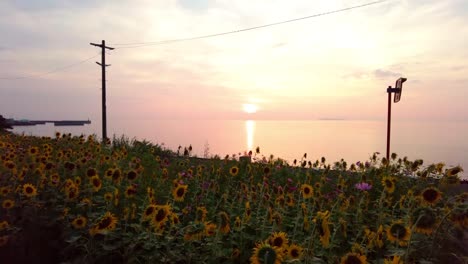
[355,182,372,191]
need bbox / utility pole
[90,40,114,143]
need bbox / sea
[12,119,468,179]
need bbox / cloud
[177,0,210,11]
[373,69,401,79]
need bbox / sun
[243,104,257,114]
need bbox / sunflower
[80,198,92,207]
[387,220,411,246]
[271,212,283,226]
[71,216,88,229]
[4,160,16,170]
[315,211,331,248]
[421,187,442,205]
[0,220,9,230]
[268,232,289,250]
[104,168,114,179]
[384,255,403,264]
[286,194,295,207]
[104,192,113,202]
[234,216,242,229]
[142,204,157,220]
[126,170,138,181]
[218,211,231,234]
[229,166,239,176]
[45,162,54,170]
[446,166,463,176]
[196,206,208,223]
[90,211,118,236]
[147,187,155,201]
[412,207,437,235]
[382,176,396,193]
[2,199,15,209]
[449,205,468,228]
[170,213,180,226]
[287,243,303,260]
[275,195,285,207]
[0,187,11,197]
[162,168,169,178]
[114,188,120,206]
[244,201,252,222]
[90,176,102,192]
[0,235,9,247]
[374,225,385,249]
[28,146,39,156]
[65,185,79,200]
[250,242,283,264]
[204,221,217,237]
[172,184,188,202]
[86,167,97,178]
[22,183,38,198]
[124,185,137,198]
[74,176,82,186]
[301,184,314,199]
[183,223,205,241]
[340,252,367,264]
[152,205,171,228]
[112,169,122,183]
[231,248,241,259]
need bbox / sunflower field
[0,132,467,263]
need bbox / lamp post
[386,77,407,161]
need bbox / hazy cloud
[373,69,401,79]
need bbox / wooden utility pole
[90,40,114,143]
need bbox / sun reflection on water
[246,120,255,151]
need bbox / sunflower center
[25,187,34,194]
[127,171,137,180]
[422,189,439,203]
[272,237,283,247]
[344,255,363,264]
[318,223,325,236]
[390,224,407,239]
[87,169,96,177]
[176,187,185,197]
[145,207,155,216]
[385,180,393,188]
[304,188,310,194]
[415,209,436,228]
[257,247,277,264]
[93,179,100,187]
[98,217,112,229]
[290,248,299,258]
[155,209,167,222]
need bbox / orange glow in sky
[0,0,467,122]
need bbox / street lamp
[386,77,407,161]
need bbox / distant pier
[7,119,91,127]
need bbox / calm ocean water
[12,119,467,179]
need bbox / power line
[111,0,389,49]
[0,53,101,80]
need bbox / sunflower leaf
[65,235,82,243]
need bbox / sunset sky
[1,0,467,122]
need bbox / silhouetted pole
[386,77,407,161]
[90,40,114,143]
[386,86,392,161]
